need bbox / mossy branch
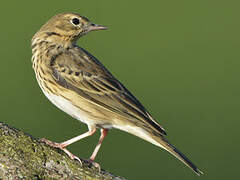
[0,122,126,180]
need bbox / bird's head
[33,13,107,46]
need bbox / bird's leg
[87,128,108,169]
[90,129,108,161]
[41,126,96,164]
[60,126,96,148]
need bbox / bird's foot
[85,159,101,171]
[40,138,82,165]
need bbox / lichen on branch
[0,122,126,180]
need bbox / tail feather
[153,136,203,176]
[117,125,203,175]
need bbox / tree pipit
[31,13,203,175]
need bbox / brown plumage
[31,13,203,175]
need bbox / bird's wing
[50,46,166,135]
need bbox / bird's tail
[151,134,203,176]
[118,124,203,175]
[121,125,203,175]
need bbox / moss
[0,122,126,180]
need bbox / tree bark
[0,122,126,180]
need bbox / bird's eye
[71,18,80,25]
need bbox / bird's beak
[87,23,108,32]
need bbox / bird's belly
[44,92,95,126]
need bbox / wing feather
[50,46,166,135]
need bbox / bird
[31,12,203,175]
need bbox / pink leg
[41,125,96,163]
[60,126,96,148]
[89,129,108,161]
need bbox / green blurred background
[0,0,238,179]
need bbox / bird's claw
[40,138,82,166]
[86,159,101,171]
[40,138,61,148]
